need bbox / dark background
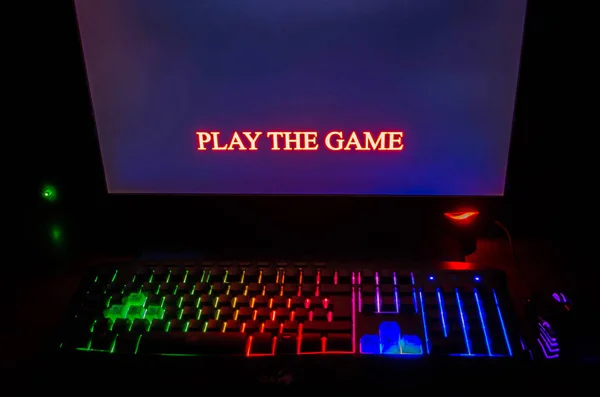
[23,0,563,266]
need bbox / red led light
[444,211,479,225]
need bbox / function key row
[93,268,356,285]
[96,281,352,298]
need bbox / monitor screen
[74,0,526,196]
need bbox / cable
[494,220,532,290]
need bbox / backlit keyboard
[59,262,521,359]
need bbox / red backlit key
[271,296,287,308]
[249,333,273,354]
[137,332,247,355]
[244,320,260,334]
[300,334,322,353]
[320,269,334,284]
[283,320,298,333]
[218,306,234,320]
[225,320,241,332]
[261,268,277,283]
[290,296,304,308]
[283,284,297,295]
[244,268,259,282]
[264,320,279,334]
[266,283,279,295]
[294,308,309,322]
[328,297,352,320]
[326,334,353,352]
[237,307,253,320]
[229,282,244,295]
[256,308,270,321]
[276,333,298,355]
[303,321,351,334]
[302,284,316,295]
[301,268,316,283]
[254,296,269,307]
[248,283,262,294]
[313,308,328,320]
[284,268,299,283]
[320,284,352,295]
[235,295,251,307]
[337,270,352,284]
[206,319,222,332]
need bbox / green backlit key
[124,292,147,307]
[104,304,128,322]
[145,305,165,322]
[127,306,147,321]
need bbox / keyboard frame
[55,261,527,360]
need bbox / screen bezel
[70,0,530,255]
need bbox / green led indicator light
[42,185,57,202]
[50,224,63,244]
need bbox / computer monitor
[72,0,528,255]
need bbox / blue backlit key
[360,334,380,354]
[401,335,423,355]
[379,322,401,354]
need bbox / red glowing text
[195,131,404,151]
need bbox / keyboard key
[179,306,196,320]
[303,321,351,334]
[294,308,309,322]
[256,308,270,321]
[229,282,244,295]
[206,319,222,332]
[326,334,352,352]
[264,320,279,333]
[198,306,214,321]
[320,269,334,284]
[193,282,209,294]
[284,268,299,283]
[254,295,269,307]
[244,320,260,333]
[225,319,241,332]
[313,308,328,320]
[290,296,304,308]
[337,270,352,284]
[177,282,191,293]
[300,334,322,353]
[211,282,225,295]
[361,297,376,312]
[226,267,241,282]
[283,320,299,333]
[218,306,234,320]
[271,296,287,308]
[91,332,117,351]
[275,307,290,321]
[379,270,394,284]
[115,333,141,354]
[261,268,277,283]
[244,268,259,282]
[320,284,352,295]
[301,268,316,283]
[169,319,186,331]
[361,270,374,284]
[237,307,253,320]
[137,332,247,355]
[249,333,273,354]
[276,333,298,354]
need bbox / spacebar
[137,332,247,355]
